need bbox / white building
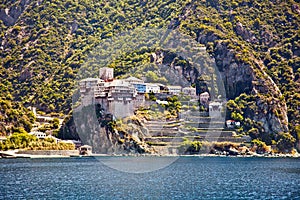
[79,145,92,155]
[79,75,146,118]
[0,136,7,142]
[167,85,182,95]
[156,100,168,105]
[146,83,160,93]
[182,87,196,96]
[29,131,46,139]
[95,79,138,119]
[209,101,223,118]
[79,78,103,94]
[79,78,104,106]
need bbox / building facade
[146,83,160,93]
[79,72,198,119]
[182,87,196,96]
[209,101,223,118]
[95,80,138,118]
[79,78,104,106]
[167,85,182,95]
[124,76,146,93]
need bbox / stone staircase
[142,110,248,154]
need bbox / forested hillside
[0,0,299,151]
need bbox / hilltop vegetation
[0,0,299,151]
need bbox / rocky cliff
[199,31,288,134]
[0,0,299,151]
[60,104,154,154]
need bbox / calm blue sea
[0,157,299,199]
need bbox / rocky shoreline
[1,150,299,159]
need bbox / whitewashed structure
[167,85,182,95]
[79,78,104,106]
[182,87,196,96]
[146,83,160,93]
[29,131,46,139]
[78,70,198,119]
[209,101,223,118]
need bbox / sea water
[0,157,299,199]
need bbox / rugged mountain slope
[0,0,299,151]
[177,0,300,150]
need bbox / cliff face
[60,104,153,154]
[178,0,299,150]
[213,40,254,98]
[198,31,289,135]
[0,0,299,150]
[149,26,290,141]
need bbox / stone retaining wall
[16,150,79,156]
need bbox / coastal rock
[254,98,288,134]
[228,147,239,155]
[150,50,208,94]
[61,104,154,155]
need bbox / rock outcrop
[61,104,154,154]
[0,0,31,26]
[150,26,290,139]
[196,30,289,136]
[234,22,258,44]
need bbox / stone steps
[141,116,248,151]
[147,129,234,137]
[146,136,247,145]
[184,122,224,128]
